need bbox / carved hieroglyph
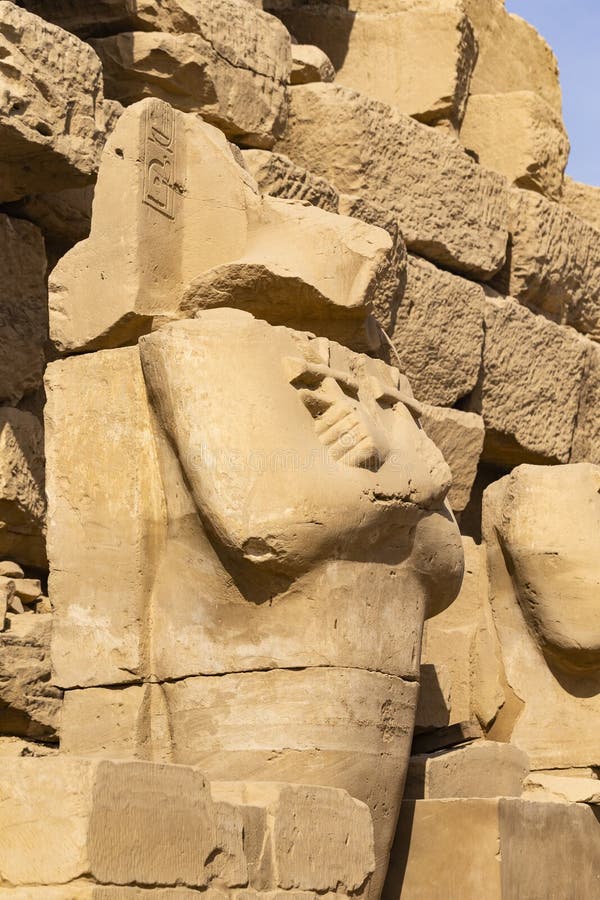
[46,309,464,896]
[483,463,600,768]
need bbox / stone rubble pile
[0,0,599,897]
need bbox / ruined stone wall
[0,1,599,897]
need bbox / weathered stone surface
[267,0,477,129]
[416,537,504,734]
[19,0,267,38]
[50,99,392,354]
[242,149,339,212]
[464,0,562,114]
[469,295,588,465]
[44,348,164,689]
[492,188,600,339]
[384,799,600,899]
[385,254,484,406]
[336,194,406,338]
[0,215,47,406]
[460,91,569,201]
[404,740,529,800]
[523,773,600,805]
[90,0,291,149]
[211,782,375,893]
[277,84,509,278]
[420,407,484,513]
[291,44,335,85]
[0,614,61,741]
[61,669,416,898]
[0,2,105,202]
[0,757,246,889]
[2,100,123,269]
[571,340,600,465]
[483,466,600,769]
[561,176,600,231]
[0,408,46,569]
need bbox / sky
[505,0,600,186]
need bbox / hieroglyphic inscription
[143,100,177,219]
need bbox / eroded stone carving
[483,463,600,769]
[46,307,464,896]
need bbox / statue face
[139,310,460,591]
[497,463,600,673]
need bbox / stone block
[19,0,271,38]
[483,466,600,769]
[460,91,569,201]
[90,0,291,149]
[384,798,600,899]
[277,84,509,279]
[0,613,61,741]
[242,150,339,213]
[523,773,600,805]
[386,255,484,406]
[291,44,335,85]
[0,757,246,889]
[211,782,374,893]
[266,0,477,129]
[561,176,600,231]
[0,2,105,202]
[416,537,504,733]
[0,215,47,406]
[492,188,600,340]
[44,348,165,689]
[464,0,562,114]
[469,295,588,465]
[420,407,484,513]
[571,340,600,465]
[60,668,417,899]
[0,408,46,569]
[50,99,392,354]
[404,740,529,800]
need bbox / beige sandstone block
[523,774,600,805]
[0,888,212,899]
[404,740,529,800]
[417,538,504,733]
[464,0,562,114]
[0,614,61,742]
[561,175,600,231]
[267,0,477,129]
[0,215,47,406]
[460,91,569,201]
[50,99,392,353]
[19,0,268,38]
[384,798,600,899]
[44,348,165,689]
[0,408,46,569]
[492,188,600,339]
[470,296,588,465]
[420,407,484,513]
[211,782,374,893]
[0,757,246,889]
[277,84,509,278]
[0,2,105,202]
[91,0,291,149]
[483,466,600,769]
[60,669,417,900]
[571,341,600,465]
[291,44,335,85]
[242,149,339,212]
[387,255,484,406]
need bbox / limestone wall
[0,1,599,897]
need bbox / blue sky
[505,0,600,186]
